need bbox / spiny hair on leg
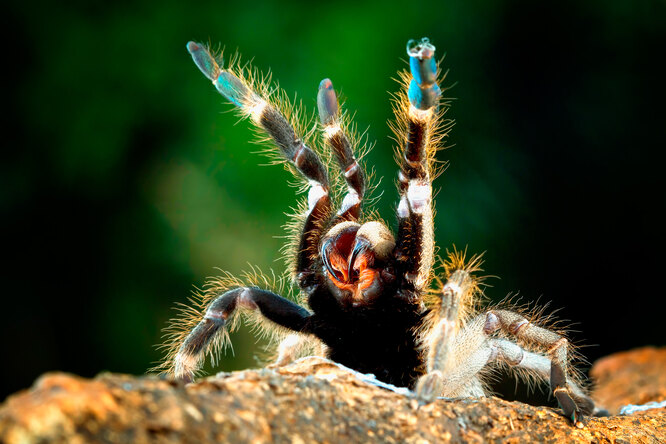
[153,266,309,378]
[414,248,488,390]
[278,194,325,289]
[389,68,453,292]
[440,246,487,318]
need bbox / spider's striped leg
[187,42,332,289]
[481,339,608,417]
[173,287,312,381]
[425,311,601,426]
[394,38,443,296]
[317,79,365,223]
[483,310,597,426]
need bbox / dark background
[3,0,665,404]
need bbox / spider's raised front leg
[394,38,446,296]
[174,287,311,381]
[187,42,332,290]
[168,43,340,380]
[271,79,369,366]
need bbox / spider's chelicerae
[159,37,605,427]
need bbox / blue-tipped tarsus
[187,41,252,108]
[214,72,251,107]
[407,37,441,110]
[317,78,338,125]
[187,41,221,82]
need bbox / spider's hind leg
[483,309,599,426]
[418,300,600,427]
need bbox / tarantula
[159,37,602,427]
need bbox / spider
[158,37,603,427]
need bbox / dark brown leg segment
[317,78,365,224]
[251,103,332,290]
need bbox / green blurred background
[3,0,665,402]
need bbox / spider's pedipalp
[317,79,365,223]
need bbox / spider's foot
[406,37,441,110]
[187,41,221,81]
[414,371,443,404]
[554,387,587,428]
[186,41,254,107]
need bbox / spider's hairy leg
[394,37,445,293]
[187,42,332,288]
[481,309,598,426]
[481,338,608,417]
[414,257,479,401]
[173,287,311,382]
[424,311,600,426]
[317,79,365,223]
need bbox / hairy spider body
[158,38,604,427]
[306,282,424,388]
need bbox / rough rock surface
[1,348,665,444]
[591,346,666,415]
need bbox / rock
[591,346,666,415]
[1,349,665,443]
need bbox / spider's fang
[321,239,344,283]
[348,238,370,281]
